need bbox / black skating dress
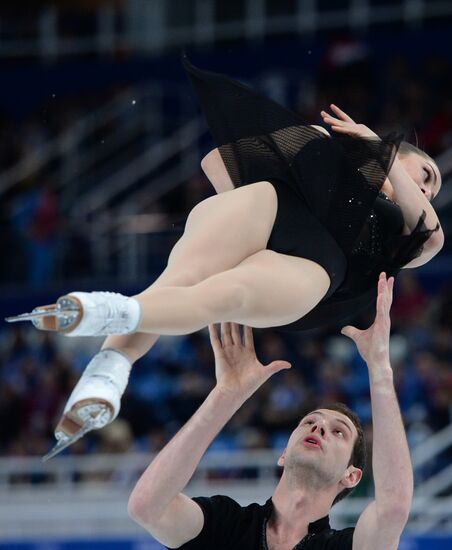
[183,58,439,331]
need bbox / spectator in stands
[128,273,413,550]
[391,271,427,327]
[9,179,59,285]
[27,180,59,284]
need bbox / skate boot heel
[5,296,82,332]
[43,349,132,460]
[7,292,141,336]
[42,399,113,461]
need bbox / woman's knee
[184,194,217,225]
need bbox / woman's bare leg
[48,233,328,454]
[102,181,278,361]
[134,250,331,333]
[102,272,197,363]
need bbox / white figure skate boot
[43,348,132,461]
[6,292,141,336]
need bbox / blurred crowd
[0,270,451,496]
[0,42,451,286]
[0,31,451,496]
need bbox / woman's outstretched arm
[386,156,443,232]
[381,157,443,265]
[321,105,444,256]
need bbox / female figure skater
[7,60,443,459]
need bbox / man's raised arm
[128,323,290,548]
[341,273,413,550]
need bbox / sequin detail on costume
[351,209,382,260]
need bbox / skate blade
[5,298,81,332]
[42,401,113,461]
[42,418,97,462]
[6,309,58,323]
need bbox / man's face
[397,153,442,202]
[279,409,361,492]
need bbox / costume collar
[263,498,331,534]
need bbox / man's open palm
[208,323,291,400]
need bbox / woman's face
[398,153,442,202]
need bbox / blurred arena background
[0,0,451,548]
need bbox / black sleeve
[171,495,242,550]
[182,56,328,187]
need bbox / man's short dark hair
[305,402,367,505]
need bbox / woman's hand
[209,323,291,400]
[321,104,379,139]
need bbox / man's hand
[341,272,394,367]
[209,323,291,400]
[321,104,379,139]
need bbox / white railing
[0,420,452,537]
[0,88,136,196]
[74,116,203,218]
[0,79,199,211]
[411,423,452,469]
[1,484,450,539]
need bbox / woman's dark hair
[398,141,433,163]
[305,402,367,505]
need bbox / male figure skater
[128,273,413,549]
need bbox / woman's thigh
[197,249,331,328]
[148,181,278,289]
